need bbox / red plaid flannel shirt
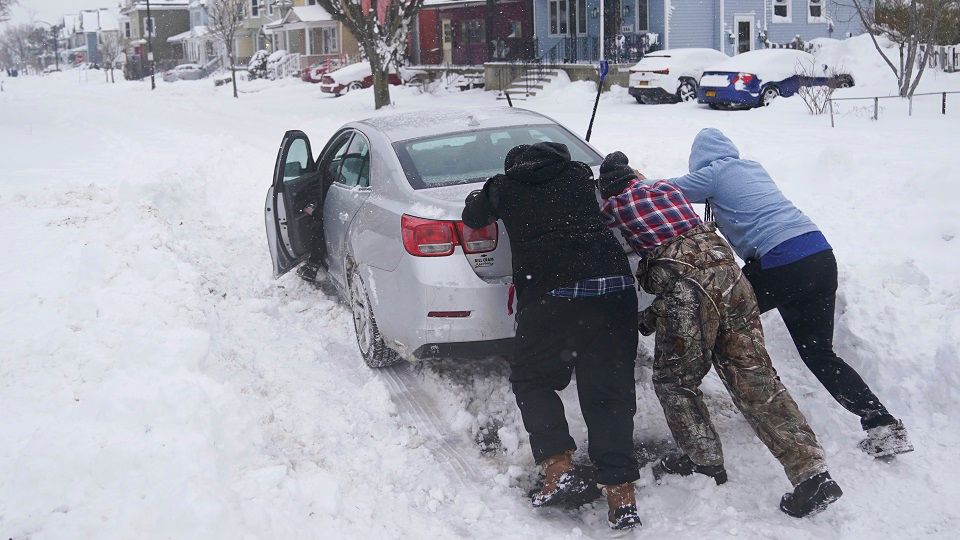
[600,179,703,255]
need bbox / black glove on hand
[638,306,658,336]
[598,151,638,199]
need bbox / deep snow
[2,42,959,538]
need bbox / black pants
[743,250,895,430]
[510,288,640,485]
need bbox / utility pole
[146,0,156,89]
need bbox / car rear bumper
[413,338,514,360]
[698,87,760,106]
[366,254,515,361]
[320,83,343,94]
[629,86,675,102]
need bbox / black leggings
[743,250,895,430]
[510,288,640,485]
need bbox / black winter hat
[598,151,637,198]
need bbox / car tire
[760,85,780,106]
[349,267,402,368]
[837,76,854,89]
[708,103,722,110]
[634,95,645,104]
[347,81,363,92]
[676,79,698,102]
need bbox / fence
[827,91,960,127]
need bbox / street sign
[148,52,154,61]
[599,59,609,82]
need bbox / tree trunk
[366,47,391,109]
[485,0,496,61]
[230,54,238,99]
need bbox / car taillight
[652,69,669,75]
[402,215,456,257]
[321,76,334,84]
[401,215,500,257]
[732,72,754,85]
[456,222,498,254]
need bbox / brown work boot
[604,482,642,530]
[531,451,592,507]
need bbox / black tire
[676,79,698,102]
[349,267,402,368]
[708,103,722,110]
[634,95,645,104]
[837,76,854,89]
[347,81,363,92]
[760,85,780,106]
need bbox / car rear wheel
[350,268,402,368]
[760,86,780,106]
[676,80,698,102]
[347,81,363,92]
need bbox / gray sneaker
[859,420,914,459]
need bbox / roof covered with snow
[358,107,556,142]
[292,6,333,22]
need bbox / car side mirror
[284,161,303,178]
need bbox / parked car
[697,49,854,109]
[319,62,404,96]
[301,59,344,83]
[264,108,607,367]
[628,48,729,103]
[162,63,204,82]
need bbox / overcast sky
[7,0,118,25]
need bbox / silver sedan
[265,108,616,367]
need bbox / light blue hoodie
[659,128,821,262]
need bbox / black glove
[598,151,638,199]
[638,306,658,336]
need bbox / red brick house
[412,0,535,66]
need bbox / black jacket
[462,142,630,310]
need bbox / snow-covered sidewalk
[1,68,958,539]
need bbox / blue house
[532,0,866,63]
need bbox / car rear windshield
[393,125,601,190]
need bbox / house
[234,0,283,64]
[531,0,866,63]
[79,9,121,66]
[263,1,360,68]
[119,0,190,78]
[60,13,87,65]
[412,0,535,66]
[167,0,218,67]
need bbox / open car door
[264,130,324,277]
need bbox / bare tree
[0,0,17,22]
[795,58,850,115]
[848,0,960,97]
[313,0,425,109]
[99,32,125,83]
[208,0,246,98]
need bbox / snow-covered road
[1,59,958,539]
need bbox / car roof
[356,107,557,142]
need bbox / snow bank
[1,59,959,538]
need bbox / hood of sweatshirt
[689,128,740,172]
[505,142,571,185]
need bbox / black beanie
[598,151,637,198]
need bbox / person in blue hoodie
[649,128,913,459]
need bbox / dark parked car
[698,49,854,109]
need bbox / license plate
[635,81,649,86]
[705,90,717,97]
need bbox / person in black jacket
[462,143,642,531]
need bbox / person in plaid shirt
[598,151,843,518]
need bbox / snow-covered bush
[247,50,269,80]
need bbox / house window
[322,26,338,54]
[462,20,484,45]
[508,21,522,39]
[251,0,260,17]
[636,0,649,31]
[124,21,131,38]
[143,17,156,36]
[808,0,826,22]
[308,0,317,5]
[772,0,792,23]
[576,0,587,34]
[549,0,568,35]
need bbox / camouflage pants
[640,224,826,486]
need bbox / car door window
[320,132,353,186]
[283,138,310,182]
[338,134,370,188]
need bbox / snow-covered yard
[1,48,959,539]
